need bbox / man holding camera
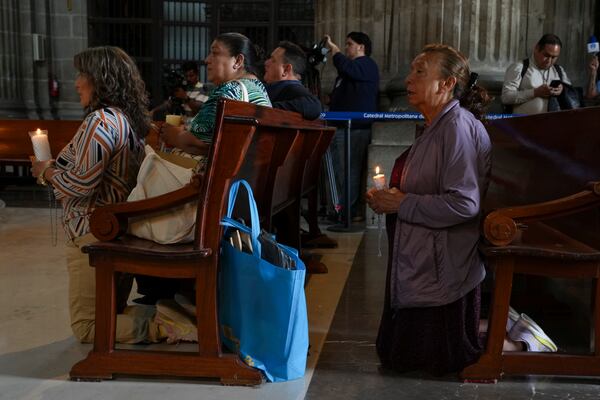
[151,61,212,121]
[324,32,379,222]
[502,33,571,115]
[263,41,322,120]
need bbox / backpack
[502,59,529,114]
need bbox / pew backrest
[484,106,600,248]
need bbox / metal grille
[219,2,270,22]
[87,0,315,105]
[162,1,212,83]
[278,1,314,21]
[277,26,314,48]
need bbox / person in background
[324,31,379,222]
[368,44,556,377]
[501,33,571,114]
[30,46,176,344]
[585,54,599,101]
[150,61,212,122]
[179,60,212,116]
[263,41,322,120]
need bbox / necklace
[541,68,550,85]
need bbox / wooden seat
[0,119,160,188]
[461,106,600,381]
[68,99,334,384]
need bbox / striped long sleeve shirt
[49,107,145,240]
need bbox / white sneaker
[155,299,197,344]
[508,313,558,352]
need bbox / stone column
[0,0,26,118]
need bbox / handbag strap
[236,79,249,102]
[222,179,261,255]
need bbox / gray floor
[306,229,600,400]
[2,200,600,399]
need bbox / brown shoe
[352,215,365,223]
[305,259,328,274]
[302,233,338,249]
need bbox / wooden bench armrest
[90,178,201,241]
[484,181,600,246]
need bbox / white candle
[29,129,52,161]
[373,166,386,190]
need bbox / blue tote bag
[218,180,309,382]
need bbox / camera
[162,68,185,97]
[160,68,187,115]
[307,39,329,67]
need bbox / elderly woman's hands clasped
[366,187,405,214]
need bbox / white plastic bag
[127,145,197,244]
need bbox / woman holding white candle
[30,46,177,344]
[366,44,494,376]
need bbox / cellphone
[549,80,562,88]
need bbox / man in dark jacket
[325,32,379,221]
[264,41,322,120]
[264,42,335,273]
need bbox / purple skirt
[377,213,483,376]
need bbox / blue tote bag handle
[221,179,261,256]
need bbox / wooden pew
[68,99,335,384]
[0,120,81,187]
[461,106,600,381]
[0,119,160,187]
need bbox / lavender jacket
[391,100,492,308]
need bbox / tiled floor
[0,206,363,400]
[2,205,600,399]
[306,230,600,400]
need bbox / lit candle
[29,129,52,161]
[373,166,386,190]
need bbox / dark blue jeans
[330,126,371,217]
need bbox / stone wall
[0,0,87,119]
[0,0,26,118]
[316,0,596,108]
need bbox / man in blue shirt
[325,32,379,222]
[264,41,322,120]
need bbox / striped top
[189,78,271,144]
[49,107,145,240]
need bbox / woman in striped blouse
[160,32,272,155]
[31,47,167,344]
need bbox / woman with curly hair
[31,46,166,344]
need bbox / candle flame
[36,128,42,135]
[375,166,380,174]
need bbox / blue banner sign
[319,111,517,121]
